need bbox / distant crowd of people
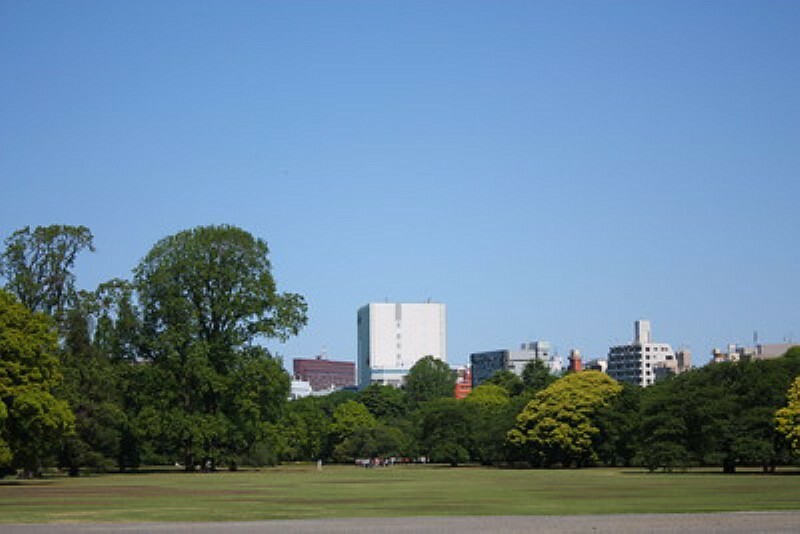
[354,457,428,468]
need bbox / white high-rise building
[607,320,676,387]
[357,302,447,388]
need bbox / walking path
[2,512,800,533]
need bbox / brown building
[293,355,356,392]
[568,349,582,373]
[454,366,472,400]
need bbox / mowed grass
[1,464,799,523]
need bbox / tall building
[470,341,562,387]
[607,320,678,387]
[357,302,447,388]
[293,354,355,392]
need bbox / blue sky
[2,0,798,368]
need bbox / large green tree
[89,279,146,470]
[58,305,125,475]
[0,225,94,321]
[405,356,455,406]
[508,371,623,467]
[521,359,556,394]
[419,398,472,466]
[358,384,408,421]
[0,289,74,476]
[464,385,516,465]
[594,383,642,467]
[132,225,305,470]
[328,400,378,462]
[271,396,330,462]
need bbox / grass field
[1,464,799,523]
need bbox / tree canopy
[0,289,74,475]
[404,356,455,406]
[509,371,622,467]
[521,358,556,393]
[132,225,304,470]
[0,225,94,320]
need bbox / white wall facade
[507,341,562,375]
[608,320,676,387]
[357,302,447,388]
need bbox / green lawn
[1,464,799,523]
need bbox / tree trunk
[184,452,195,472]
[722,458,736,474]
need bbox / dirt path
[2,512,800,533]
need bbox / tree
[465,384,510,409]
[419,398,472,466]
[508,371,622,467]
[332,424,410,463]
[93,279,142,363]
[638,382,691,472]
[0,225,94,320]
[132,225,305,470]
[328,400,377,461]
[776,376,800,455]
[329,400,377,441]
[0,289,74,476]
[58,306,125,475]
[88,279,145,470]
[405,356,455,406]
[358,384,408,421]
[594,383,641,467]
[271,397,330,462]
[521,359,556,394]
[484,370,524,397]
[464,385,516,465]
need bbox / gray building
[470,350,507,387]
[470,341,562,388]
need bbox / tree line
[0,224,798,477]
[268,351,800,473]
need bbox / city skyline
[2,1,798,367]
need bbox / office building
[470,341,562,387]
[608,320,686,387]
[293,354,356,392]
[357,302,447,388]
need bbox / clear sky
[2,0,798,368]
